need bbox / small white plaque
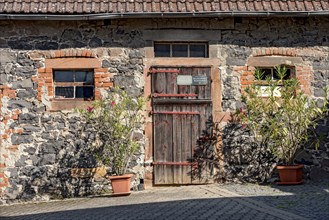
[177,75,193,85]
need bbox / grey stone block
[16,88,36,98]
[17,53,34,66]
[11,134,33,145]
[19,113,39,123]
[7,168,18,179]
[15,66,35,77]
[40,154,56,165]
[89,37,102,47]
[40,142,59,154]
[24,147,37,155]
[14,155,28,167]
[0,51,16,64]
[8,100,33,109]
[23,125,41,133]
[0,73,7,84]
[61,29,82,41]
[11,79,33,89]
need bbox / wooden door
[151,66,213,185]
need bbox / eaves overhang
[1,11,329,20]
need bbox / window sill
[48,100,93,112]
[254,80,284,86]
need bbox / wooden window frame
[154,42,209,58]
[53,69,95,100]
[256,65,295,82]
[254,66,295,97]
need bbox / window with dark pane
[53,70,94,99]
[55,87,74,98]
[76,86,94,99]
[190,44,207,57]
[154,44,171,57]
[154,42,208,58]
[258,67,292,81]
[54,71,74,82]
[172,44,188,57]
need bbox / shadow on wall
[221,121,277,183]
[11,122,107,202]
[190,114,277,184]
[211,113,329,184]
[52,122,109,199]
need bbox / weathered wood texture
[152,66,212,185]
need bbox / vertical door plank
[154,107,164,184]
[173,105,182,184]
[181,110,192,184]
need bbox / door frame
[143,57,223,187]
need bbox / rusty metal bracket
[152,93,198,98]
[153,161,197,166]
[150,111,200,115]
[149,69,180,74]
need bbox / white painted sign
[177,75,193,85]
[177,75,208,85]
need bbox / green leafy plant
[79,87,145,175]
[237,66,328,165]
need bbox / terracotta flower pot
[108,174,133,196]
[276,164,304,185]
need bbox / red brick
[54,50,61,58]
[265,48,271,55]
[102,82,114,87]
[6,145,18,151]
[77,50,83,57]
[14,128,23,134]
[94,68,108,73]
[82,50,88,57]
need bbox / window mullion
[188,44,190,57]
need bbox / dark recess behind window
[53,70,94,99]
[154,42,208,58]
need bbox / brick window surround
[239,48,312,95]
[35,49,113,111]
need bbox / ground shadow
[1,185,329,220]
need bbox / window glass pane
[190,44,206,57]
[172,44,188,57]
[55,87,74,98]
[258,69,272,80]
[54,71,74,82]
[154,44,170,57]
[274,68,291,80]
[76,86,94,99]
[75,71,94,83]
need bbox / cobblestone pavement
[219,180,329,220]
[0,184,309,220]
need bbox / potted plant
[237,66,327,184]
[79,87,145,195]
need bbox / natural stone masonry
[0,19,146,204]
[1,17,329,203]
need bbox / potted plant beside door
[79,87,145,195]
[237,66,328,184]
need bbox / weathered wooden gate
[151,66,213,185]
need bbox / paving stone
[0,184,310,220]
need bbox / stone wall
[1,16,329,203]
[218,17,329,183]
[0,20,146,204]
